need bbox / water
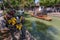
[30,21,60,40]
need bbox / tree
[40,0,60,7]
[3,0,35,9]
[20,0,34,8]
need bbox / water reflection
[47,27,58,35]
[30,21,59,40]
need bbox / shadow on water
[31,21,53,40]
[24,20,59,40]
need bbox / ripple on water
[47,26,58,35]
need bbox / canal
[24,14,60,40]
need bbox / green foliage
[3,0,60,8]
[3,0,34,8]
[10,0,19,7]
[4,1,9,8]
[40,0,60,6]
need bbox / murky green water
[24,13,60,40]
[26,21,60,40]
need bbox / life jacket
[7,16,23,30]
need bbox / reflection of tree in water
[31,21,54,40]
[25,20,54,40]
